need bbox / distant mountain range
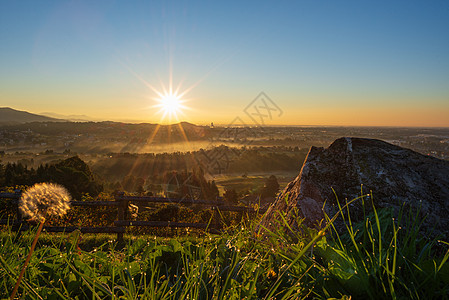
[0,107,65,124]
[39,112,96,122]
[0,107,199,127]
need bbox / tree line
[0,156,102,200]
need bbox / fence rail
[0,192,266,241]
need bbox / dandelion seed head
[19,183,71,221]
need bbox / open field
[213,171,298,195]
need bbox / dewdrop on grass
[19,182,71,221]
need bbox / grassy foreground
[1,203,449,299]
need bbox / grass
[1,196,449,299]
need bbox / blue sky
[1,0,448,126]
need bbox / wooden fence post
[12,190,24,234]
[115,192,125,243]
[15,189,22,223]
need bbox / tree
[52,156,103,199]
[205,180,219,200]
[4,163,14,186]
[135,177,145,194]
[261,175,279,199]
[122,175,136,192]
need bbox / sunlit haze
[1,1,448,127]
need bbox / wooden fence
[0,191,266,241]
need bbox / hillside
[0,107,64,124]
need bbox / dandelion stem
[10,218,45,300]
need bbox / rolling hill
[0,107,65,124]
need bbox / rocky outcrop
[259,137,449,238]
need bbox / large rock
[259,137,449,238]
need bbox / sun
[154,91,186,122]
[160,94,181,114]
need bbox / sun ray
[145,123,161,145]
[176,122,191,147]
[118,60,166,99]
